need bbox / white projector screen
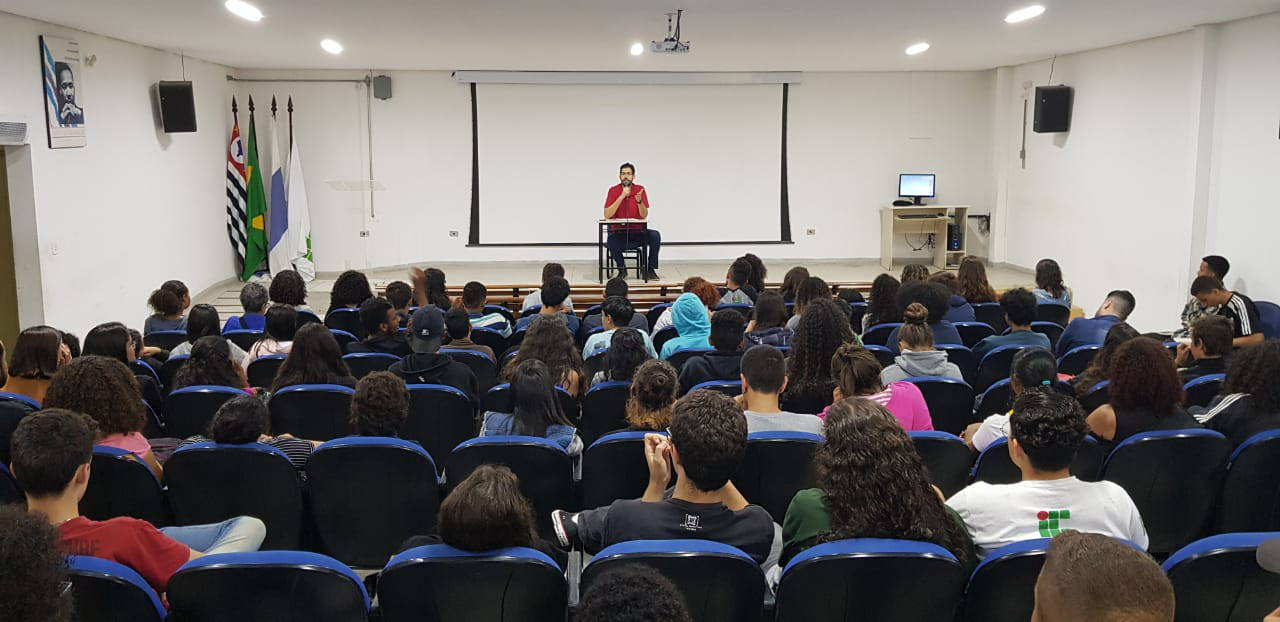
[473,83,786,245]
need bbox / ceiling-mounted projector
[651,10,690,54]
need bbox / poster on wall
[39,35,86,148]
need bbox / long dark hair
[1222,341,1280,415]
[184,304,222,343]
[174,336,244,390]
[1108,338,1183,415]
[437,464,538,552]
[751,291,788,331]
[816,398,970,564]
[504,315,584,394]
[780,267,809,301]
[741,254,767,292]
[505,359,574,437]
[271,324,351,392]
[603,328,650,382]
[423,267,452,309]
[957,256,997,303]
[330,270,374,309]
[785,298,855,396]
[82,322,132,364]
[7,325,64,380]
[260,304,299,343]
[1035,259,1066,298]
[866,273,902,326]
[1073,322,1140,396]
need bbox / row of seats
[66,532,1280,622]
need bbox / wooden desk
[880,205,969,271]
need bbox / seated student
[169,304,249,360]
[172,336,252,392]
[349,371,410,437]
[461,281,513,338]
[12,410,266,597]
[551,390,777,566]
[824,343,933,431]
[737,345,823,435]
[958,256,998,304]
[659,293,712,359]
[885,281,964,353]
[1032,258,1071,307]
[383,280,414,329]
[576,564,693,622]
[781,298,858,415]
[592,328,654,387]
[44,355,164,476]
[900,263,929,284]
[388,307,478,400]
[863,274,902,331]
[268,269,314,315]
[1070,322,1140,395]
[947,389,1148,557]
[1032,531,1174,622]
[504,314,585,397]
[61,330,80,358]
[881,303,964,383]
[242,304,297,368]
[742,254,768,293]
[1086,338,1199,447]
[972,287,1052,360]
[270,324,358,392]
[441,307,496,361]
[652,277,711,334]
[1190,275,1264,348]
[143,280,189,335]
[582,296,657,360]
[482,359,583,456]
[1175,315,1232,383]
[1056,290,1136,357]
[785,276,833,331]
[522,262,576,313]
[782,398,972,568]
[1174,254,1229,339]
[328,269,374,312]
[345,297,413,357]
[177,395,315,477]
[678,309,746,395]
[579,278,650,341]
[409,266,453,310]
[223,282,269,332]
[2,325,69,405]
[719,257,758,306]
[128,328,166,372]
[83,322,165,415]
[744,291,793,348]
[1192,341,1280,447]
[517,277,581,335]
[964,348,1058,452]
[928,272,975,323]
[0,504,71,622]
[779,266,809,304]
[622,359,678,431]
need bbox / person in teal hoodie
[660,293,712,359]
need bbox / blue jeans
[607,229,661,272]
[160,516,266,554]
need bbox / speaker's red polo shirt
[604,184,648,232]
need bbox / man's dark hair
[384,281,412,310]
[0,504,74,622]
[669,390,747,491]
[1105,289,1137,319]
[359,296,395,337]
[269,269,308,306]
[208,395,270,443]
[895,281,949,323]
[444,307,472,339]
[1189,276,1224,296]
[263,304,299,341]
[605,277,629,299]
[1009,388,1087,472]
[728,257,753,288]
[541,276,571,308]
[1190,315,1233,357]
[1035,530,1174,622]
[601,296,635,328]
[462,281,488,309]
[10,408,98,497]
[619,162,635,174]
[541,263,565,284]
[999,287,1038,327]
[1201,255,1230,279]
[350,371,409,436]
[709,309,745,352]
[185,304,222,342]
[577,564,693,622]
[741,345,786,394]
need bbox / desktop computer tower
[946,223,961,251]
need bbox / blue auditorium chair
[296,309,323,327]
[1183,373,1225,409]
[974,345,1032,393]
[848,301,868,334]
[167,551,369,621]
[646,303,672,332]
[269,383,355,441]
[438,348,498,391]
[165,441,303,550]
[865,343,896,367]
[222,329,263,351]
[341,351,400,379]
[903,376,975,435]
[666,347,716,373]
[67,555,166,622]
[1216,430,1280,532]
[1079,380,1110,414]
[469,325,509,355]
[579,380,632,446]
[378,544,566,622]
[972,436,1105,485]
[971,302,1007,334]
[1256,300,1280,339]
[164,385,247,438]
[689,379,743,398]
[954,321,996,349]
[939,344,980,385]
[962,538,1052,622]
[143,329,187,351]
[404,384,478,478]
[80,446,166,526]
[1056,344,1100,377]
[1035,302,1071,327]
[329,328,359,350]
[862,322,902,347]
[0,391,40,466]
[1163,532,1280,622]
[446,436,574,537]
[245,353,287,388]
[324,306,365,339]
[652,325,680,355]
[158,353,190,392]
[481,383,575,418]
[581,430,661,509]
[909,431,974,498]
[731,431,821,523]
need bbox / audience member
[329,269,374,312]
[442,307,496,361]
[720,257,758,305]
[223,281,269,332]
[1190,275,1263,348]
[1071,322,1140,395]
[678,309,745,394]
[782,398,971,567]
[60,330,80,358]
[973,287,1051,360]
[269,269,313,314]
[583,296,657,360]
[128,327,165,371]
[12,410,265,596]
[170,303,248,360]
[958,256,998,303]
[172,336,252,391]
[1086,337,1199,446]
[624,359,678,430]
[242,303,297,367]
[483,359,582,455]
[2,325,68,404]
[345,296,412,357]
[1175,315,1232,383]
[0,504,72,622]
[742,253,768,294]
[965,347,1058,451]
[388,307,478,399]
[413,266,453,310]
[384,280,414,328]
[461,281,513,338]
[737,345,823,435]
[900,263,929,283]
[779,266,809,303]
[881,303,964,383]
[660,293,712,359]
[1032,258,1071,307]
[143,279,189,334]
[781,298,856,414]
[825,343,933,430]
[948,389,1148,557]
[580,278,650,340]
[929,271,976,323]
[1032,530,1173,622]
[1056,290,1136,357]
[785,276,833,331]
[1192,341,1280,447]
[743,291,793,348]
[270,323,357,392]
[552,390,776,565]
[885,281,964,352]
[593,328,653,387]
[178,395,315,476]
[349,371,410,437]
[1174,254,1229,339]
[505,314,584,397]
[517,276,581,335]
[863,273,902,330]
[522,262,576,313]
[577,564,693,622]
[44,355,164,474]
[652,277,708,334]
[82,322,164,420]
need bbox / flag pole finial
[231,96,238,115]
[287,97,295,151]
[248,96,256,114]
[270,96,278,116]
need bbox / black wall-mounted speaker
[156,81,197,133]
[1034,85,1073,133]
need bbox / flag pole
[287,97,294,153]
[231,95,238,121]
[248,95,255,116]
[270,95,278,118]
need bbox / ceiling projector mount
[652,10,690,53]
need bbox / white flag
[267,111,292,277]
[286,137,315,281]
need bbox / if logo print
[680,514,701,532]
[1038,509,1071,537]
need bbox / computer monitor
[898,173,936,205]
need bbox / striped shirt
[1217,292,1260,339]
[177,435,314,479]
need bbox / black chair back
[484,304,518,327]
[866,344,896,368]
[1183,373,1224,408]
[1056,345,1100,376]
[848,301,867,334]
[583,348,608,379]
[342,352,400,379]
[975,379,1014,419]
[1163,534,1280,622]
[167,551,368,621]
[646,303,672,332]
[962,539,1050,622]
[469,326,509,355]
[731,432,821,522]
[67,556,166,622]
[581,431,657,509]
[297,309,324,327]
[0,393,40,466]
[0,464,21,505]
[438,349,498,391]
[164,385,246,438]
[580,381,632,446]
[904,376,976,435]
[269,384,355,441]
[246,354,287,388]
[405,384,478,478]
[972,303,1007,334]
[689,380,743,398]
[974,345,1031,393]
[1079,380,1110,414]
[325,307,366,339]
[158,354,189,392]
[143,330,187,351]
[1035,302,1071,326]
[379,545,566,622]
[862,323,901,347]
[973,436,1106,485]
[446,437,574,537]
[481,384,576,420]
[909,431,975,498]
[164,443,303,550]
[582,540,765,622]
[1028,321,1065,350]
[1217,430,1280,532]
[329,329,358,351]
[80,447,166,526]
[652,325,680,354]
[936,344,978,385]
[667,347,714,373]
[954,322,996,349]
[223,329,263,351]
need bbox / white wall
[0,11,235,338]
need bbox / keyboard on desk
[896,213,942,220]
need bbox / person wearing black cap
[387,306,478,401]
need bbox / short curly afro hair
[669,389,746,491]
[1223,340,1280,415]
[577,564,692,622]
[329,270,374,310]
[1010,387,1088,471]
[43,355,145,436]
[269,269,308,306]
[0,504,73,622]
[350,371,409,436]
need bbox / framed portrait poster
[39,35,87,148]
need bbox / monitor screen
[899,173,936,198]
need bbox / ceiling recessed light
[630,42,644,56]
[1005,5,1046,23]
[905,42,930,56]
[224,0,263,22]
[321,39,344,55]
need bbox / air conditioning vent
[0,118,29,145]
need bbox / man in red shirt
[11,409,265,598]
[604,162,662,280]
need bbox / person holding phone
[603,162,662,280]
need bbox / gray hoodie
[880,349,964,384]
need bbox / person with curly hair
[268,269,313,314]
[678,309,746,395]
[652,277,709,334]
[885,281,964,353]
[1032,258,1071,307]
[785,276,836,331]
[948,388,1148,557]
[172,336,251,392]
[243,304,298,368]
[738,345,823,435]
[781,298,859,415]
[350,371,410,437]
[1191,340,1280,447]
[583,296,657,362]
[863,273,902,331]
[1057,290,1136,357]
[505,314,584,397]
[388,307,478,400]
[900,263,930,284]
[880,303,964,383]
[1174,315,1232,383]
[143,279,189,335]
[782,398,972,567]
[1086,337,1198,446]
[483,359,582,455]
[625,359,678,430]
[577,564,693,622]
[1070,321,1140,395]
[169,304,248,360]
[3,325,69,404]
[822,342,932,431]
[744,291,793,348]
[720,257,758,305]
[594,328,654,387]
[270,324,356,392]
[43,355,163,475]
[964,347,1058,452]
[0,504,73,622]
[779,266,809,304]
[552,390,776,565]
[928,271,975,323]
[1032,530,1174,622]
[659,293,712,360]
[742,253,768,294]
[327,269,374,315]
[972,287,1051,360]
[177,395,316,475]
[223,281,269,332]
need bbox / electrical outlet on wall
[806,228,817,236]
[448,230,459,238]
[359,230,370,238]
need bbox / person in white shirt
[964,347,1058,452]
[947,388,1147,558]
[735,344,824,436]
[582,296,657,361]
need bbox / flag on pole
[225,104,249,276]
[267,104,291,276]
[240,102,269,281]
[286,135,316,281]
